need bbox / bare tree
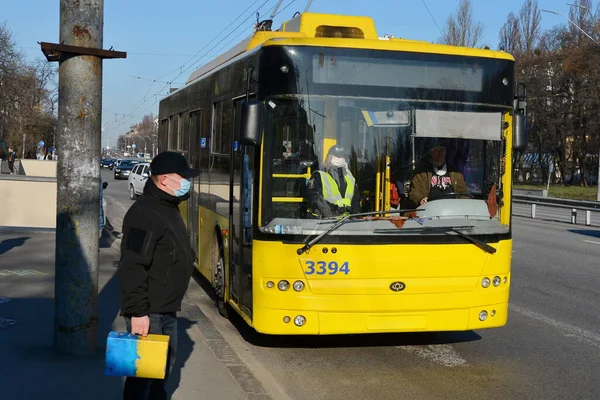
[568,0,595,42]
[499,0,541,56]
[0,22,58,158]
[438,0,484,47]
[519,0,542,54]
[503,0,600,186]
[499,12,521,54]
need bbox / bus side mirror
[240,101,263,146]
[513,112,527,152]
[102,182,108,190]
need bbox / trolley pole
[40,0,125,355]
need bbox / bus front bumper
[251,302,508,335]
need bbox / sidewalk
[0,228,260,399]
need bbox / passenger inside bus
[409,142,468,205]
[305,145,361,218]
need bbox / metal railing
[512,194,600,226]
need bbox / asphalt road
[104,180,600,400]
[101,168,134,233]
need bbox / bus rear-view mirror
[513,112,527,152]
[240,101,263,146]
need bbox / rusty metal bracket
[40,41,126,62]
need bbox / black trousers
[123,313,177,400]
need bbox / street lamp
[151,134,158,156]
[542,9,600,47]
[139,136,149,155]
[542,8,600,201]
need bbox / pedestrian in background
[7,146,16,174]
[117,151,198,399]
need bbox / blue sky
[3,0,577,146]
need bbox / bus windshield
[259,95,508,237]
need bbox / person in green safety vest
[306,145,361,218]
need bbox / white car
[128,162,150,200]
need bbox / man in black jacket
[118,151,198,399]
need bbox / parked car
[127,162,150,200]
[113,159,139,180]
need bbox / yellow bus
[158,12,528,335]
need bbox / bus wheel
[212,233,229,318]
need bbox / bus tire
[212,232,229,319]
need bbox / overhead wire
[104,0,269,129]
[122,0,292,125]
[200,0,297,67]
[105,0,275,131]
[420,0,443,37]
[107,0,297,133]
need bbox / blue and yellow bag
[104,331,169,379]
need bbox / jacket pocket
[164,249,175,286]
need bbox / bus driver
[409,143,468,206]
[306,145,361,218]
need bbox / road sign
[201,138,206,148]
[39,140,45,147]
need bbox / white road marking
[583,240,600,245]
[396,344,468,367]
[511,304,600,351]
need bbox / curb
[181,297,273,400]
[0,226,55,233]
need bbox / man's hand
[131,316,150,336]
[420,197,428,205]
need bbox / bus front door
[230,99,254,318]
[187,110,202,258]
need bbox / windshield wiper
[376,225,497,254]
[296,209,417,255]
[449,228,497,254]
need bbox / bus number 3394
[303,261,350,275]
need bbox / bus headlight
[293,281,305,292]
[481,277,491,288]
[294,315,306,327]
[266,281,274,288]
[493,276,501,287]
[278,280,289,291]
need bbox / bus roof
[183,12,515,87]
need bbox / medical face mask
[330,156,347,168]
[433,163,447,176]
[168,176,191,197]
